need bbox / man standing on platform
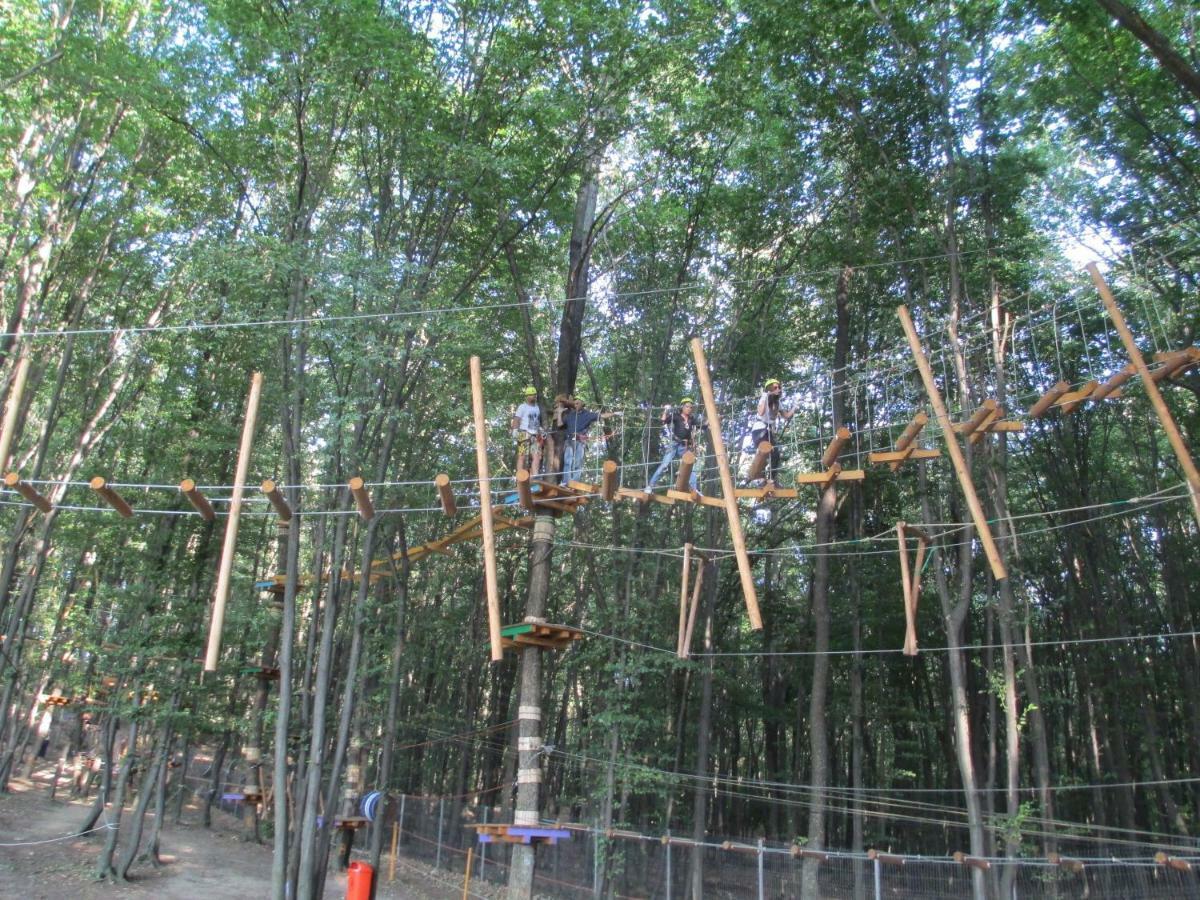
[748,377,794,483]
[511,386,542,476]
[646,397,701,493]
[562,397,615,485]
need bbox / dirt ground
[0,774,477,899]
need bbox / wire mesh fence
[363,793,1200,899]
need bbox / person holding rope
[562,397,616,485]
[511,386,543,475]
[645,397,701,493]
[747,377,793,484]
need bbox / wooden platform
[334,816,369,830]
[468,823,572,845]
[500,622,584,651]
[242,665,280,680]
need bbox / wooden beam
[794,469,865,484]
[4,472,51,513]
[898,306,1007,580]
[1092,362,1136,401]
[897,523,914,656]
[694,492,727,508]
[821,426,851,469]
[179,478,215,521]
[733,487,798,500]
[616,487,650,504]
[349,477,374,520]
[260,479,292,521]
[677,543,692,657]
[691,338,762,631]
[89,477,134,518]
[681,556,705,659]
[435,473,456,517]
[204,371,264,672]
[1150,349,1198,383]
[895,412,928,451]
[516,469,535,510]
[869,448,940,466]
[600,460,618,500]
[953,851,991,871]
[1028,381,1070,419]
[0,352,31,473]
[673,451,696,493]
[967,404,1003,445]
[1089,264,1200,527]
[470,356,504,662]
[1056,380,1098,415]
[747,441,772,482]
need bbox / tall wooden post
[897,307,1007,580]
[469,356,503,662]
[690,338,763,629]
[1088,264,1200,527]
[677,543,692,656]
[204,371,264,672]
[0,351,31,473]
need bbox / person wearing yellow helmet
[511,386,542,475]
[646,397,702,493]
[748,377,793,483]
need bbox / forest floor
[0,772,481,899]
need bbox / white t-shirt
[514,402,541,434]
[754,392,787,427]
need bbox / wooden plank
[869,449,940,465]
[694,492,727,508]
[1089,265,1200,526]
[793,469,865,484]
[470,356,503,662]
[1028,381,1070,418]
[733,487,799,499]
[821,426,851,469]
[616,487,650,504]
[566,480,596,493]
[898,306,1007,581]
[667,489,699,502]
[204,371,264,672]
[691,337,762,631]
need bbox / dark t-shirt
[665,411,699,444]
[563,409,601,436]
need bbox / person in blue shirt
[562,397,615,485]
[646,398,702,493]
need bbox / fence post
[874,856,882,900]
[480,805,487,881]
[398,794,406,845]
[665,831,672,900]
[757,838,765,900]
[593,827,601,895]
[436,797,445,869]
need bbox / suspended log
[4,472,51,513]
[747,442,772,482]
[1089,264,1200,527]
[677,543,692,657]
[895,411,928,451]
[1154,851,1191,872]
[261,479,292,521]
[1028,381,1070,418]
[867,849,905,867]
[89,477,133,518]
[673,451,696,493]
[349,477,374,520]
[1048,853,1084,874]
[953,851,991,871]
[0,353,31,473]
[469,356,503,662]
[1056,380,1098,415]
[516,469,535,510]
[601,459,618,501]
[179,478,215,521]
[680,555,705,660]
[899,306,1007,581]
[897,522,930,656]
[1151,347,1200,383]
[821,426,850,469]
[956,400,999,437]
[434,473,456,517]
[691,337,762,631]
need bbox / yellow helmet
[764,378,781,389]
[680,397,695,406]
[522,386,536,397]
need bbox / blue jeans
[563,437,586,484]
[648,442,698,490]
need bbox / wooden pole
[681,556,705,660]
[898,306,1008,580]
[673,451,696,493]
[677,543,692,656]
[349,476,374,520]
[89,477,134,518]
[470,356,504,662]
[462,844,474,900]
[435,473,457,516]
[389,819,399,882]
[1088,263,1200,527]
[179,478,215,521]
[690,338,763,629]
[600,459,618,501]
[203,371,264,672]
[261,479,292,521]
[0,352,31,473]
[897,523,915,657]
